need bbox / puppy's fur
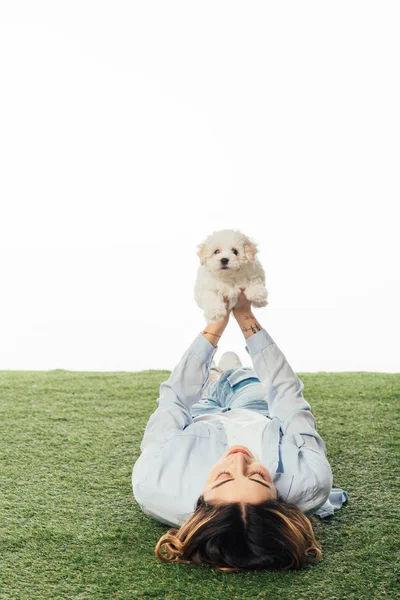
[194,229,268,322]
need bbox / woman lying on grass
[132,290,339,572]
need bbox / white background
[0,1,399,373]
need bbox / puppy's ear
[197,242,208,266]
[243,238,258,263]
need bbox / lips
[228,448,251,457]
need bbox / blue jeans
[191,367,271,419]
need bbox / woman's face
[202,445,278,504]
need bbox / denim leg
[222,368,270,417]
[191,378,223,418]
[191,367,270,419]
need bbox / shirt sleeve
[139,332,218,452]
[245,329,334,512]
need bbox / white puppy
[194,229,269,322]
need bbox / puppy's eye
[214,249,220,254]
[232,248,238,255]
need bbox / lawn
[1,369,398,600]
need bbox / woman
[132,291,348,572]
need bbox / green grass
[1,369,399,600]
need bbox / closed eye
[212,470,272,490]
[215,470,266,481]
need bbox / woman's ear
[196,243,208,266]
[243,238,258,263]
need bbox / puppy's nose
[221,258,229,265]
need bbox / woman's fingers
[233,289,252,312]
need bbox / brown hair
[155,495,322,572]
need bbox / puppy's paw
[251,297,269,308]
[245,284,269,308]
[204,304,229,323]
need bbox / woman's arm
[201,299,231,347]
[139,309,231,452]
[233,293,333,504]
[232,291,328,456]
[232,308,263,339]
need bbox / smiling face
[203,445,278,505]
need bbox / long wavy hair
[155,495,322,572]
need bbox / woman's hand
[232,289,262,339]
[232,288,252,315]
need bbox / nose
[230,452,251,473]
[221,257,229,265]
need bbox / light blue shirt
[132,328,348,526]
